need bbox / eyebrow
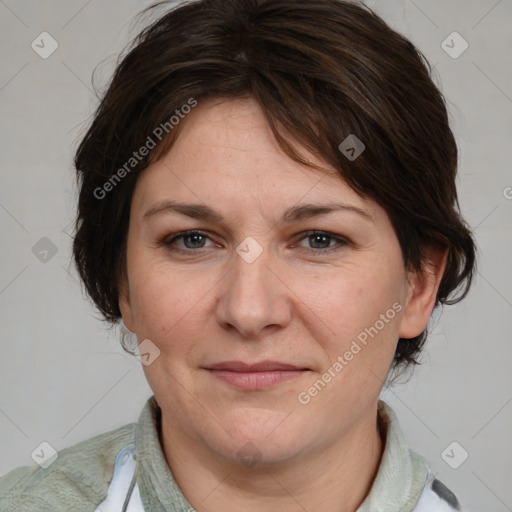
[142,200,373,224]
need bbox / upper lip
[204,361,309,372]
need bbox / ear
[118,278,136,333]
[398,247,448,339]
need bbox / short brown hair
[72,0,476,372]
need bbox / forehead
[159,96,325,174]
[131,96,379,220]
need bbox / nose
[215,243,292,339]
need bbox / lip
[206,361,307,372]
[203,360,310,390]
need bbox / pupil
[312,235,329,248]
[187,234,204,248]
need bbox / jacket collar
[134,397,430,512]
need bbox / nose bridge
[217,240,290,337]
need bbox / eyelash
[163,230,349,255]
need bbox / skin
[119,96,447,512]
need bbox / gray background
[0,0,511,510]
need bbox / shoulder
[0,422,136,512]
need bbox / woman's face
[119,97,434,466]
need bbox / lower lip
[207,369,307,390]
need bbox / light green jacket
[0,397,464,511]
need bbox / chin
[221,435,305,469]
[200,408,311,467]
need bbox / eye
[292,230,349,253]
[163,229,349,255]
[164,230,216,252]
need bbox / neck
[159,404,384,512]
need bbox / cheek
[317,268,402,340]
[303,265,404,397]
[129,263,198,340]
[296,275,402,420]
[128,260,225,367]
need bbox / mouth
[203,361,311,390]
